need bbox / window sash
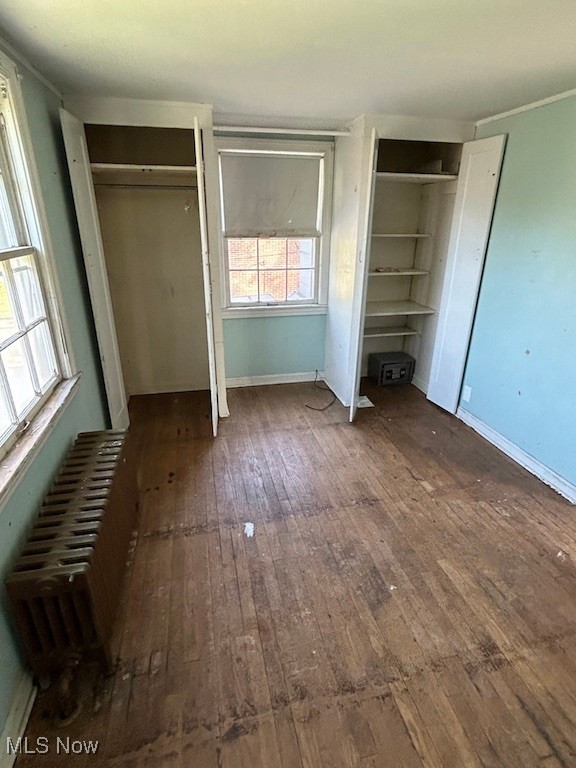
[225,237,318,307]
[0,112,28,248]
[0,244,60,448]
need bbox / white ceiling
[0,0,575,125]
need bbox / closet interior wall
[86,124,210,396]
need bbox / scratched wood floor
[17,382,576,767]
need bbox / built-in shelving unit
[365,300,435,317]
[369,268,429,277]
[371,233,431,239]
[90,163,198,189]
[91,163,197,174]
[376,172,458,184]
[363,326,420,338]
[358,137,465,383]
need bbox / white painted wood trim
[222,305,327,320]
[0,49,76,378]
[426,134,506,414]
[349,126,379,422]
[127,384,212,396]
[226,371,324,388]
[201,119,230,419]
[62,96,213,129]
[214,125,350,137]
[60,108,129,430]
[476,88,576,126]
[91,163,197,174]
[411,373,428,395]
[0,35,62,99]
[0,376,80,513]
[0,671,36,768]
[457,408,576,505]
[194,117,219,436]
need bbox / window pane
[288,269,314,301]
[12,254,45,325]
[0,264,18,342]
[260,270,287,302]
[29,321,57,390]
[0,168,18,249]
[0,386,13,437]
[2,337,36,416]
[258,239,286,270]
[228,239,257,270]
[287,239,314,268]
[230,270,258,303]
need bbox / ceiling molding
[0,33,62,100]
[476,87,576,127]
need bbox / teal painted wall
[0,57,107,731]
[223,315,326,378]
[461,96,576,487]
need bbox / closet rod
[213,125,350,137]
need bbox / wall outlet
[462,384,472,403]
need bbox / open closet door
[427,134,506,413]
[349,128,379,422]
[194,117,219,437]
[60,108,129,429]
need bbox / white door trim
[60,108,129,429]
[194,118,219,436]
[427,134,506,414]
[349,127,379,422]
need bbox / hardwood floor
[16,382,576,767]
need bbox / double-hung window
[0,60,67,459]
[217,139,333,314]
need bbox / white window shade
[219,152,322,237]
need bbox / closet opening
[360,138,464,401]
[85,124,211,398]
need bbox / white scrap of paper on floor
[244,522,255,537]
[357,396,374,408]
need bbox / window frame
[0,50,75,463]
[216,137,333,318]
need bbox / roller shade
[219,152,323,237]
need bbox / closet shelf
[369,268,430,277]
[371,233,432,239]
[364,326,420,338]
[91,163,197,174]
[365,300,435,317]
[375,172,458,184]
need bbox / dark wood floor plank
[17,384,576,768]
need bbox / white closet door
[60,108,129,429]
[349,127,379,422]
[194,117,219,437]
[427,134,506,413]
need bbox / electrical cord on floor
[305,370,337,411]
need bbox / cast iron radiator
[5,429,138,679]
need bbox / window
[217,139,333,313]
[228,237,315,304]
[0,58,69,459]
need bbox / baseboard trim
[411,374,428,395]
[457,408,576,505]
[127,383,210,396]
[226,371,323,388]
[0,671,36,768]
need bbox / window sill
[0,375,81,513]
[222,304,328,319]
